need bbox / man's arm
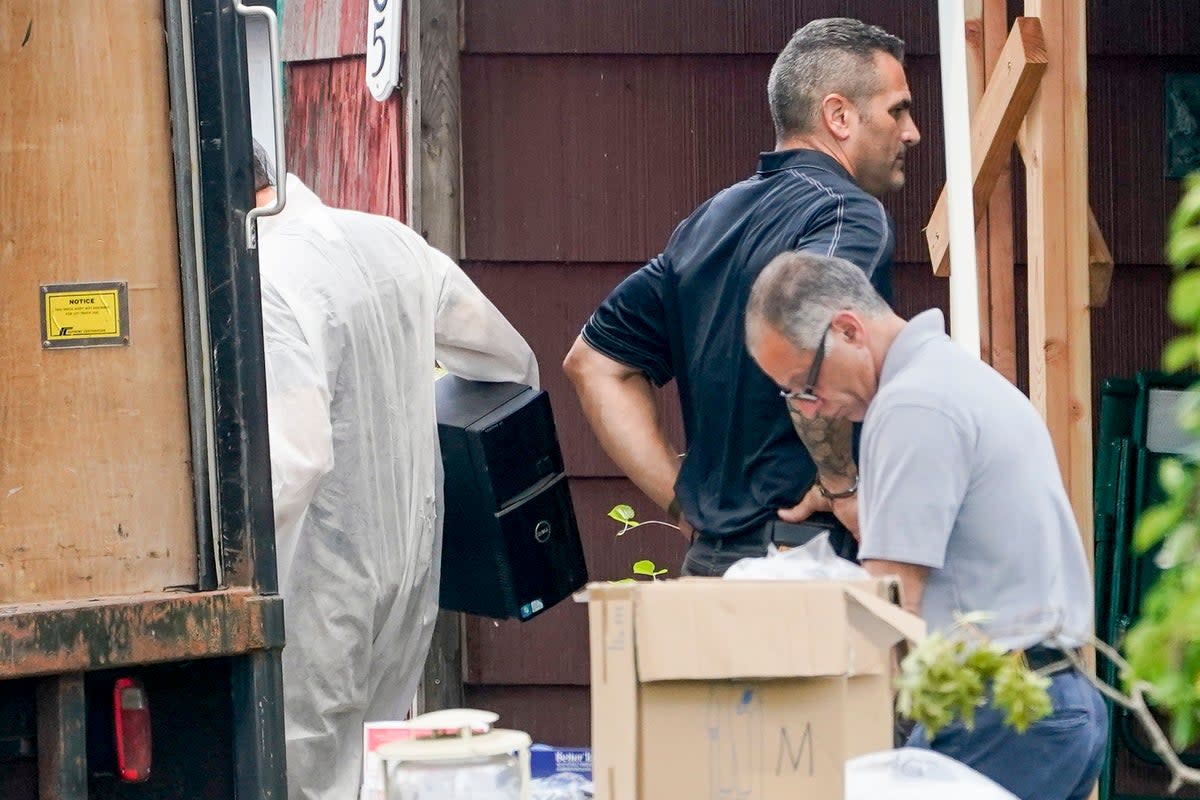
[863,559,929,615]
[431,249,540,388]
[563,336,686,536]
[260,281,335,589]
[789,410,856,485]
[778,409,860,538]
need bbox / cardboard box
[587,578,924,800]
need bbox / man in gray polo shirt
[744,250,1107,800]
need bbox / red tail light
[113,677,151,782]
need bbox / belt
[1023,645,1080,674]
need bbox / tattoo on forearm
[788,406,855,480]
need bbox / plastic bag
[723,531,869,581]
[846,748,1018,799]
[529,772,592,800]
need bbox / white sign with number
[366,0,401,101]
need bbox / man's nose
[904,119,921,146]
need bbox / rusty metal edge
[0,589,284,679]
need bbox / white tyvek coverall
[257,176,539,800]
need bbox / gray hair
[746,251,891,351]
[768,18,905,139]
[251,139,276,191]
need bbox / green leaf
[993,655,1052,733]
[1163,335,1199,372]
[1169,231,1200,272]
[1177,390,1200,434]
[1135,504,1184,552]
[963,644,1006,679]
[1170,704,1200,752]
[1169,179,1200,239]
[632,559,659,576]
[608,504,638,524]
[1156,521,1200,569]
[1168,269,1200,325]
[1159,458,1190,495]
[608,578,636,584]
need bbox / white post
[937,0,982,355]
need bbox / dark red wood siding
[463,0,945,55]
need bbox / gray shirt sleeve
[857,403,973,569]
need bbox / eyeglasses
[779,322,832,405]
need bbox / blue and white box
[530,744,592,780]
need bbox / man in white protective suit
[251,146,539,800]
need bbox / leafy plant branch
[607,503,681,536]
[1124,173,1200,752]
[608,504,677,582]
[899,617,1200,792]
[896,616,1053,738]
[1072,636,1200,793]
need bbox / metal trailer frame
[0,1,286,797]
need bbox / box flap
[633,580,857,681]
[588,583,639,800]
[843,585,926,646]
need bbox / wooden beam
[413,0,464,258]
[1014,131,1116,308]
[927,17,1047,278]
[404,0,423,235]
[1023,0,1093,570]
[1088,207,1115,307]
[409,0,467,714]
[967,0,1020,381]
[931,128,1118,307]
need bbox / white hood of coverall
[257,175,538,800]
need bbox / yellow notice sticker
[42,282,128,348]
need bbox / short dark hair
[768,18,905,139]
[251,139,276,191]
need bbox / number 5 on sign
[366,0,401,101]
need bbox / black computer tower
[435,376,588,620]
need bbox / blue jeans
[907,669,1109,800]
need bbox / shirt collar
[878,309,949,388]
[756,148,854,181]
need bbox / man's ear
[820,93,856,142]
[831,310,867,345]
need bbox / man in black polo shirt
[563,17,920,576]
